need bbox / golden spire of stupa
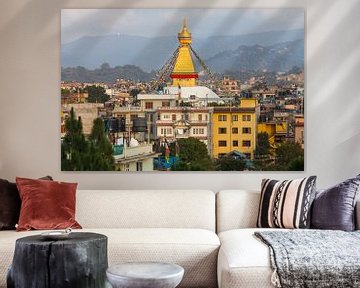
[170,18,198,87]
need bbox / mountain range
[61,29,304,73]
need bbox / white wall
[1,0,359,190]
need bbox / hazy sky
[61,9,304,44]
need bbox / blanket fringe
[271,269,281,287]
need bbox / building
[156,107,212,151]
[114,142,159,171]
[62,103,103,135]
[294,115,304,149]
[220,76,240,96]
[212,99,258,159]
[257,121,288,147]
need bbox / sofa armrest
[356,200,360,230]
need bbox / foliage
[215,155,246,171]
[85,85,110,103]
[129,88,140,98]
[171,138,213,171]
[275,141,304,170]
[255,132,270,156]
[61,88,71,96]
[88,118,115,171]
[61,109,115,171]
[61,108,89,171]
[61,63,154,83]
[179,101,192,107]
[287,156,304,171]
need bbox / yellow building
[170,19,198,87]
[257,122,288,147]
[212,99,258,159]
[294,115,304,149]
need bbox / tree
[172,138,213,171]
[255,132,270,156]
[275,141,303,170]
[287,156,304,171]
[88,118,115,171]
[129,88,140,98]
[61,108,89,171]
[86,85,110,103]
[215,155,246,171]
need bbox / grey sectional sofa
[0,189,359,288]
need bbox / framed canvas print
[61,9,304,171]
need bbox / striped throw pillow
[257,176,317,229]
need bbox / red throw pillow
[16,177,82,231]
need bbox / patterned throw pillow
[257,176,317,229]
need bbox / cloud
[61,8,304,44]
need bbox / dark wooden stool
[7,232,108,288]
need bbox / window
[218,140,227,147]
[193,128,205,135]
[145,102,153,109]
[242,115,251,121]
[242,140,251,147]
[242,127,251,134]
[162,101,170,107]
[198,114,202,121]
[218,115,227,121]
[160,128,172,135]
[218,153,226,158]
[163,114,170,120]
[190,95,196,100]
[232,127,238,134]
[136,162,143,171]
[218,127,227,134]
[130,114,138,120]
[172,114,176,121]
[233,140,239,147]
[232,115,238,121]
[124,163,130,172]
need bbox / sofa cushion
[311,174,360,231]
[218,228,277,288]
[257,177,317,229]
[216,190,260,233]
[0,176,53,230]
[16,177,82,231]
[0,179,20,230]
[0,228,220,288]
[76,190,216,231]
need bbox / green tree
[255,132,270,156]
[129,88,140,98]
[215,155,246,171]
[287,156,304,171]
[172,138,213,171]
[254,132,273,170]
[61,108,89,171]
[61,88,71,97]
[86,85,110,103]
[88,118,115,171]
[275,141,303,170]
